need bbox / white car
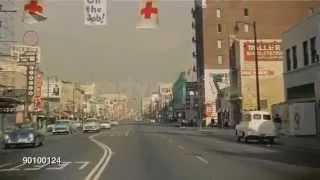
[83,119,101,133]
[100,121,112,129]
[150,119,156,123]
[235,111,277,143]
[110,120,119,126]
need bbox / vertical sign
[33,71,44,112]
[27,65,36,97]
[84,0,107,25]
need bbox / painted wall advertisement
[33,71,44,112]
[239,39,285,110]
[84,0,107,25]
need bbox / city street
[0,121,320,180]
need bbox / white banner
[84,0,107,26]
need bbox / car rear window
[253,114,262,120]
[263,115,271,120]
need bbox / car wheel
[269,137,275,144]
[3,144,9,149]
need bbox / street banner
[84,0,107,26]
[23,0,47,24]
[136,0,159,29]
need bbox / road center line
[195,155,209,164]
[85,132,113,180]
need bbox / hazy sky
[13,0,194,96]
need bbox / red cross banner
[136,0,159,29]
[23,0,47,24]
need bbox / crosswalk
[0,161,90,172]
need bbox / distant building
[101,93,128,120]
[158,83,173,108]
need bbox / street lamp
[234,20,261,110]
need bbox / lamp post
[234,21,261,110]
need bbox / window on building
[244,8,249,16]
[286,48,291,71]
[244,24,249,32]
[216,8,221,18]
[217,24,222,33]
[310,36,317,63]
[308,8,314,15]
[217,40,222,48]
[217,55,223,64]
[292,46,298,69]
[303,41,309,66]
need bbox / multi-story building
[142,97,152,118]
[203,1,320,125]
[80,83,96,115]
[101,93,128,120]
[279,11,320,135]
[158,83,173,108]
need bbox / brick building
[202,0,320,125]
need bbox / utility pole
[72,82,75,120]
[46,76,50,118]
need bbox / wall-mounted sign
[33,71,44,112]
[241,69,274,76]
[243,40,283,61]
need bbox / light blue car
[52,120,73,135]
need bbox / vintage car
[2,124,45,149]
[52,120,73,135]
[83,118,101,133]
[235,111,277,143]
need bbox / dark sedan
[2,127,45,149]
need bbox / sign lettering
[243,40,283,61]
[84,0,107,25]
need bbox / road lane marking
[74,161,90,170]
[178,145,185,150]
[24,163,50,171]
[0,163,12,169]
[85,132,113,180]
[195,155,209,164]
[92,145,113,180]
[0,163,26,171]
[46,162,71,170]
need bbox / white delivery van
[235,111,277,143]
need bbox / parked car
[235,111,277,144]
[2,124,45,149]
[83,118,101,133]
[100,120,112,129]
[52,120,73,135]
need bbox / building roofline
[283,11,320,35]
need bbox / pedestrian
[273,114,282,134]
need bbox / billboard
[84,0,107,25]
[243,40,283,61]
[11,44,41,63]
[33,71,44,112]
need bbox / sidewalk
[199,127,320,151]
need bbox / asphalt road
[0,121,319,180]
